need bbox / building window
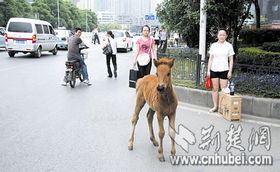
[272,5,279,12]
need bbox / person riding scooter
[62,28,91,86]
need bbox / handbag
[137,38,152,66]
[129,67,140,88]
[102,38,113,55]
[205,76,213,89]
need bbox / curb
[174,86,280,119]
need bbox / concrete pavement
[0,45,279,172]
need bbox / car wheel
[8,51,15,57]
[34,47,42,58]
[52,46,58,55]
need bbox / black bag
[129,69,140,88]
[102,39,113,55]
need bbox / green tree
[157,0,252,52]
[156,0,200,48]
[205,0,252,53]
[31,0,97,30]
[252,0,261,28]
[32,0,55,24]
[0,0,33,26]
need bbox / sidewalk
[174,86,280,120]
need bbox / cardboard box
[218,92,242,121]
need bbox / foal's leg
[128,94,146,150]
[146,108,159,147]
[168,114,176,156]
[157,114,165,161]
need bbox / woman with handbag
[103,31,118,78]
[207,29,235,112]
[133,25,157,78]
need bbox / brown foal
[128,58,178,162]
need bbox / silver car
[0,27,5,48]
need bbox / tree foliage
[0,0,33,26]
[0,0,98,31]
[156,0,200,48]
[156,0,253,51]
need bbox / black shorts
[210,70,228,79]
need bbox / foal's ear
[153,59,160,67]
[168,59,175,68]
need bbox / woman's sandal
[209,107,218,112]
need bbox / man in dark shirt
[63,28,91,85]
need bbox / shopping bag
[129,68,140,88]
[205,76,212,89]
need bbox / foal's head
[154,58,175,93]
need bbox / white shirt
[174,33,179,39]
[208,41,235,72]
[160,31,167,40]
[108,37,117,55]
[154,31,160,40]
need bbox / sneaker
[108,75,112,78]
[83,79,92,85]
[61,82,67,86]
[114,72,117,78]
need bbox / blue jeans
[68,55,89,80]
[81,62,89,80]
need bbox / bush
[234,73,280,98]
[262,42,280,52]
[239,29,280,46]
[237,47,280,67]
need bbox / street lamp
[57,0,60,28]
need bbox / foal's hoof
[159,155,165,162]
[128,145,133,150]
[150,138,159,147]
[153,141,159,147]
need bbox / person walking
[207,29,234,112]
[92,28,100,44]
[153,27,160,48]
[103,31,117,78]
[133,25,157,78]
[173,33,179,47]
[159,29,167,50]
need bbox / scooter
[64,46,89,88]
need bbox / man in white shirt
[153,27,160,48]
[92,28,100,44]
[159,29,167,50]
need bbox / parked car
[5,18,58,58]
[0,27,5,48]
[54,29,71,50]
[111,30,133,52]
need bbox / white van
[5,18,58,58]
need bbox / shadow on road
[7,53,62,59]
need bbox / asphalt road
[0,44,279,172]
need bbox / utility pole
[57,0,60,28]
[198,0,207,85]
